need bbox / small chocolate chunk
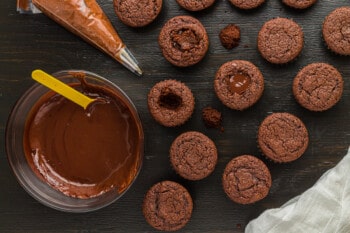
[202,107,222,129]
[219,24,241,49]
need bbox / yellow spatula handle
[31,69,94,109]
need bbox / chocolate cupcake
[148,80,195,127]
[170,131,218,180]
[159,15,209,67]
[176,0,215,11]
[113,0,162,27]
[293,63,344,111]
[143,181,193,231]
[322,7,350,56]
[282,0,317,9]
[222,155,271,204]
[229,0,265,10]
[258,18,304,64]
[258,113,309,163]
[214,60,264,111]
[219,24,241,49]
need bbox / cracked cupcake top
[142,181,193,231]
[170,131,218,180]
[222,155,271,204]
[258,17,304,64]
[258,113,309,163]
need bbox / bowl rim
[5,69,144,213]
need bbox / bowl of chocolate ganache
[6,70,144,212]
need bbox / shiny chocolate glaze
[23,79,143,199]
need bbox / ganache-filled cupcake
[258,18,304,64]
[159,15,209,67]
[282,0,317,9]
[148,80,195,127]
[114,0,162,27]
[229,0,265,10]
[322,7,350,56]
[143,181,193,231]
[176,0,215,11]
[258,113,309,163]
[214,60,264,110]
[170,131,218,180]
[222,155,272,204]
[293,63,344,111]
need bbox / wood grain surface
[0,0,349,232]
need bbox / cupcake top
[170,131,218,180]
[176,0,215,11]
[113,0,162,27]
[322,6,350,56]
[282,0,317,9]
[143,181,193,231]
[214,60,264,110]
[229,0,265,10]
[158,15,209,67]
[258,18,304,64]
[258,113,309,163]
[293,63,344,111]
[222,155,272,204]
[148,80,195,127]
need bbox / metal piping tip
[117,47,143,76]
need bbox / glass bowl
[5,70,144,213]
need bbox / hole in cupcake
[171,28,200,51]
[158,87,183,110]
[226,73,251,94]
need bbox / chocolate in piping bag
[32,0,142,76]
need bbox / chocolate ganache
[23,76,143,199]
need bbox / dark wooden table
[1,0,349,232]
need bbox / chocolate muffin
[170,131,218,180]
[214,60,264,111]
[222,155,271,204]
[282,0,317,9]
[176,0,215,11]
[143,181,193,231]
[322,7,350,56]
[293,63,343,111]
[258,18,304,64]
[258,113,309,163]
[159,15,209,67]
[148,80,195,127]
[229,0,265,10]
[114,0,162,27]
[202,107,222,129]
[219,24,241,49]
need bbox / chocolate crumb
[202,107,223,130]
[219,24,241,49]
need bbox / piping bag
[17,0,142,76]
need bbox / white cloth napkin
[246,147,350,233]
